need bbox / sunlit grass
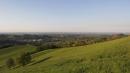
[1,37,130,73]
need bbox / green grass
[1,37,130,73]
[0,45,36,66]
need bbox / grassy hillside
[1,37,130,73]
[0,45,36,66]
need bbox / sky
[0,0,130,33]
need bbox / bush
[6,58,15,68]
[17,52,32,66]
[36,44,58,52]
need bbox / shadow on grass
[30,56,52,66]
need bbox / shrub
[36,44,58,52]
[17,52,32,66]
[6,58,15,68]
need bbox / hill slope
[1,37,130,73]
[0,45,36,66]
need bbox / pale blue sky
[0,0,130,32]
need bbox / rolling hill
[0,37,130,73]
[0,45,36,66]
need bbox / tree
[17,52,32,66]
[6,58,15,68]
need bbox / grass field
[0,45,36,66]
[1,37,130,73]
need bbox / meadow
[0,36,130,73]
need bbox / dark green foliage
[35,34,126,53]
[36,44,58,52]
[6,58,15,68]
[17,52,32,66]
[0,33,126,52]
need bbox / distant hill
[0,37,130,73]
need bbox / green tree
[17,52,32,66]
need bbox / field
[0,45,36,66]
[0,36,130,73]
